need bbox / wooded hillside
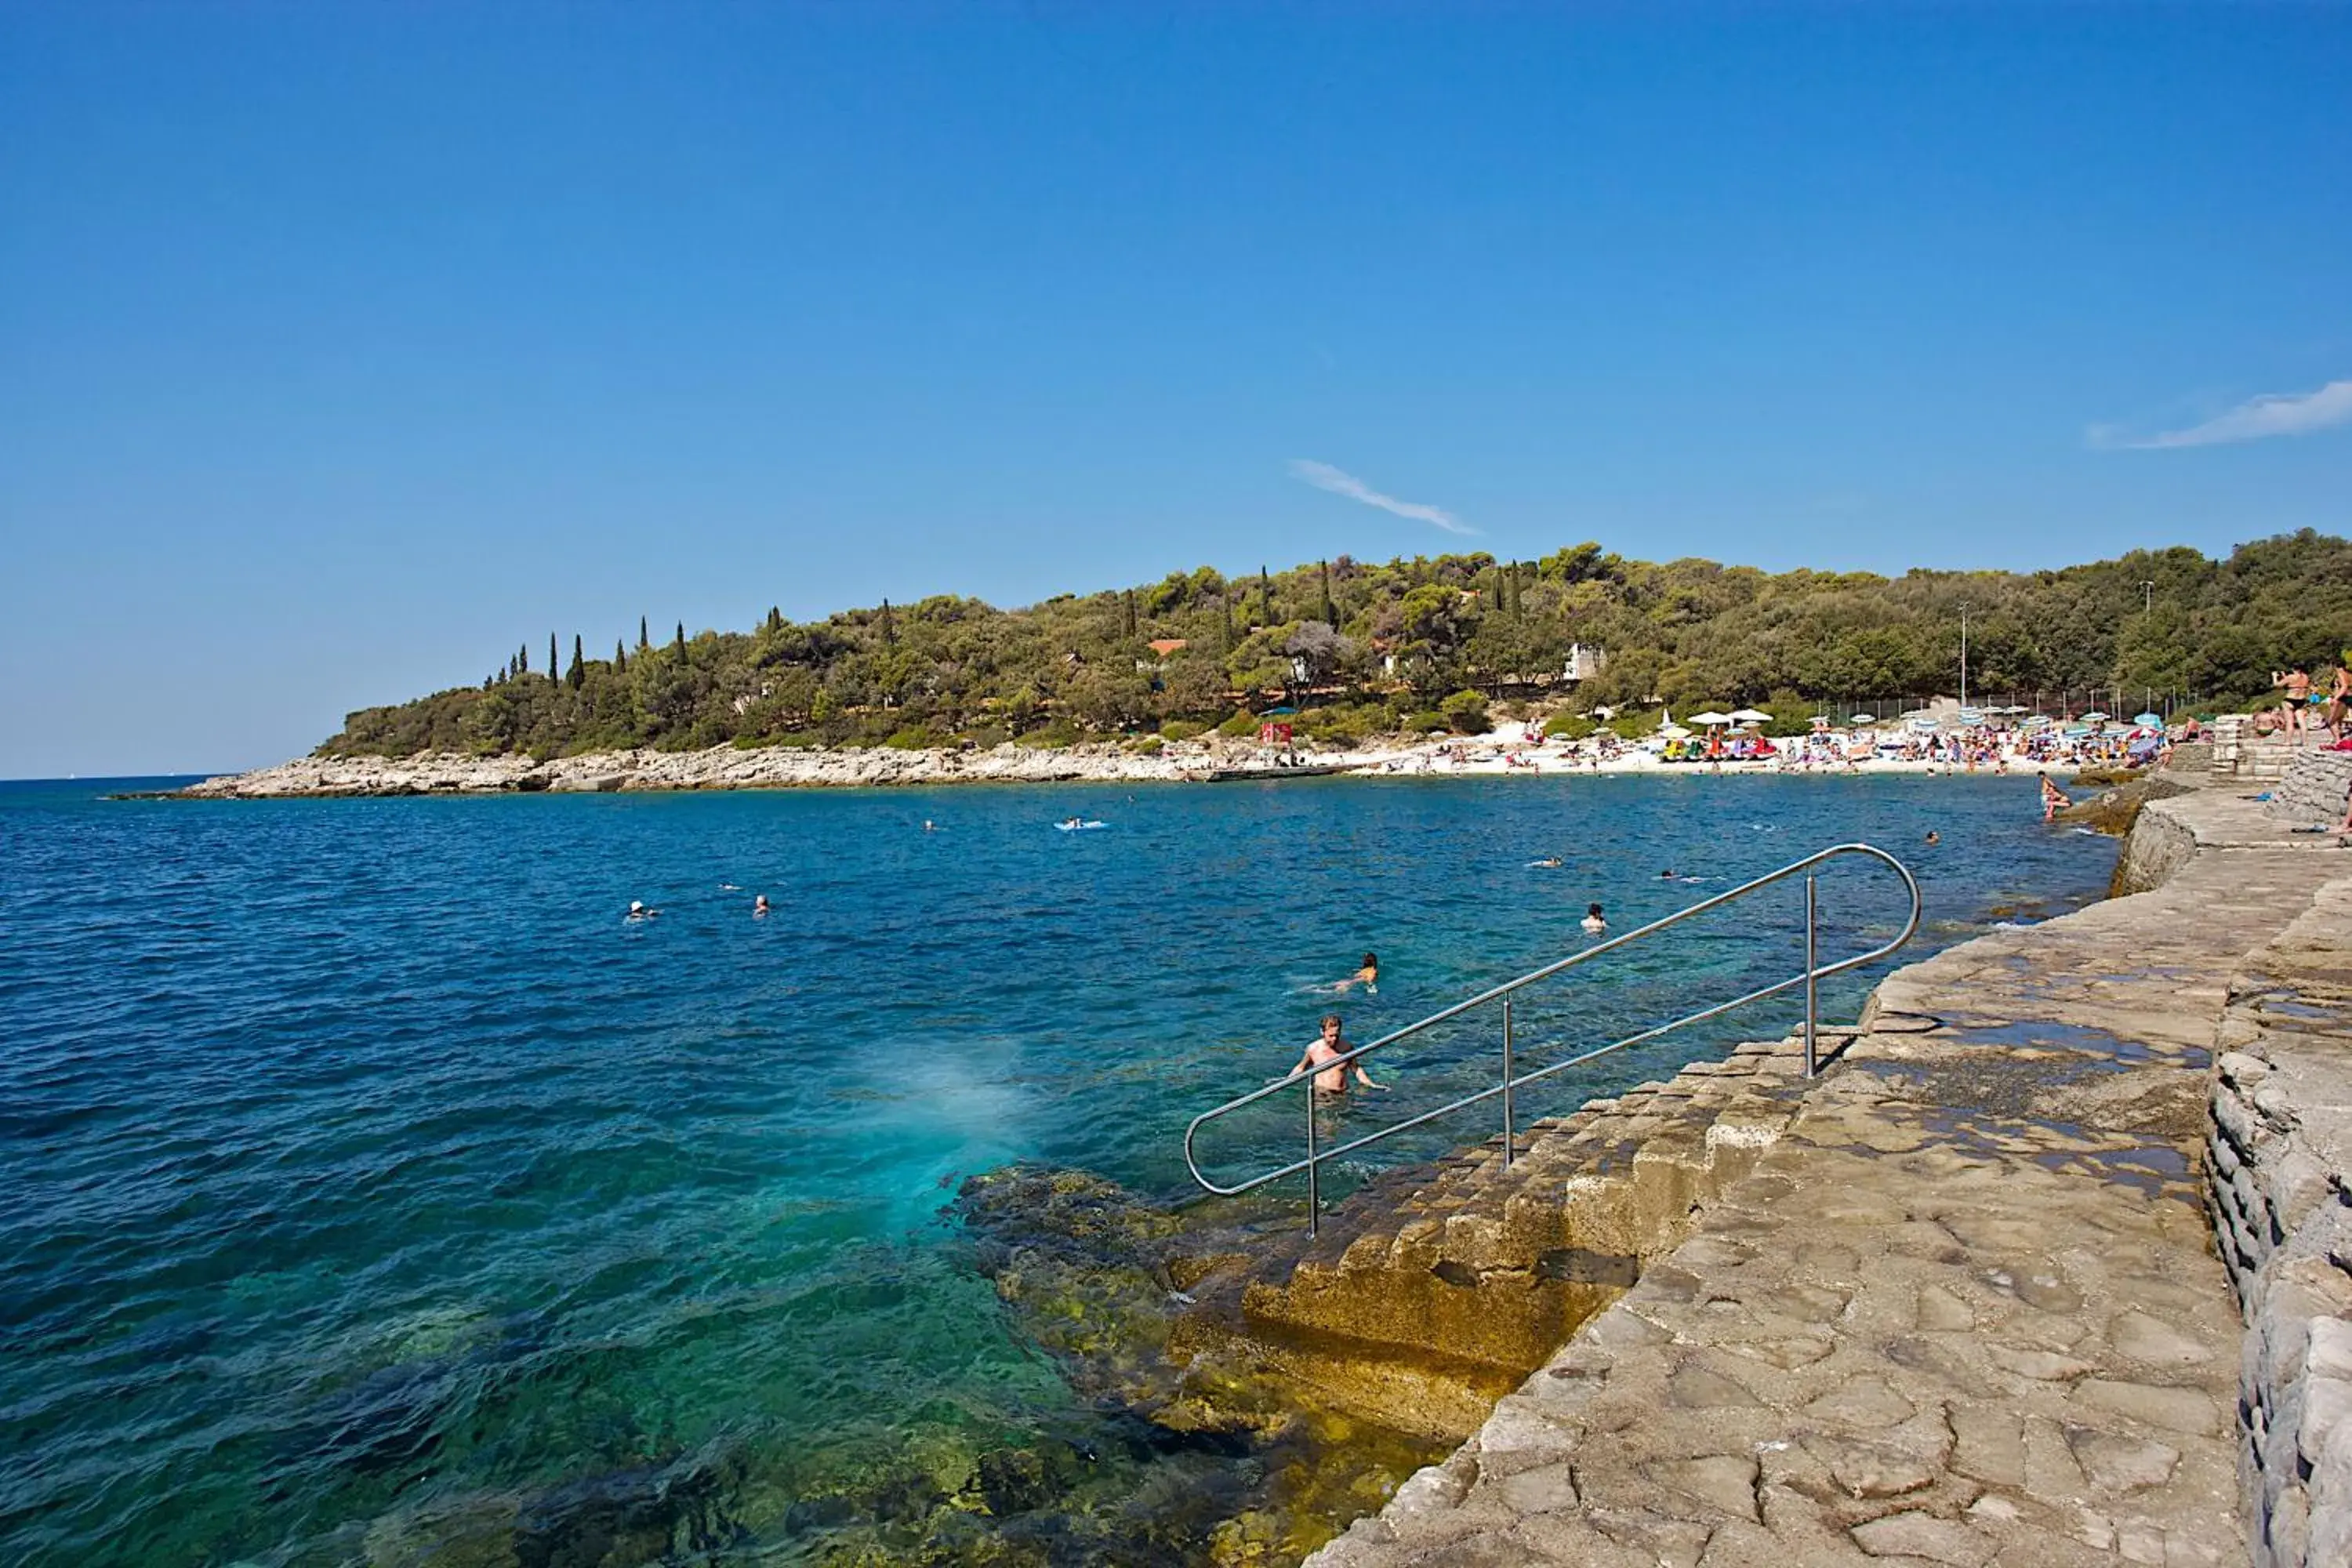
[322,531,2352,757]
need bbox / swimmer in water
[1282,1014,1387,1095]
[753,894,771,916]
[626,900,659,921]
[1334,952,1378,993]
[1581,902,1607,935]
[924,819,937,832]
[1925,830,1940,846]
[1660,868,1678,880]
[1530,855,1563,869]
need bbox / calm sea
[0,773,2114,1565]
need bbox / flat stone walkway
[1308,795,2351,1567]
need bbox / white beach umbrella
[1686,710,1733,727]
[1849,713,1878,726]
[2081,710,2110,723]
[1729,707,1773,724]
[1658,724,1692,739]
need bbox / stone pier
[1303,785,2352,1567]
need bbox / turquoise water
[0,774,2114,1565]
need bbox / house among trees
[1563,643,1606,684]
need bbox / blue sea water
[0,773,2115,1565]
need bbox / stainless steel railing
[1182,843,1922,1232]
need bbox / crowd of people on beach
[1367,710,2186,778]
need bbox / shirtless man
[1285,1014,1387,1094]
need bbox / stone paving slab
[1306,793,2350,1567]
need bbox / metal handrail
[1182,842,1922,1232]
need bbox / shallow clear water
[0,773,2114,1565]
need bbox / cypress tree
[569,634,586,690]
[550,634,559,683]
[879,598,897,644]
[640,615,649,650]
[768,606,782,633]
[615,640,627,672]
[1319,560,1335,626]
[674,621,686,651]
[1258,567,1272,626]
[519,643,529,675]
[1121,589,1137,638]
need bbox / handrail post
[1304,1077,1319,1236]
[1804,873,1818,1078]
[1501,996,1515,1167]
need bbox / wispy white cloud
[1287,459,1476,535]
[2092,379,2352,450]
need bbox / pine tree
[1319,560,1336,626]
[640,615,649,650]
[568,634,586,690]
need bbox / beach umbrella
[2080,710,2110,723]
[1729,707,1773,724]
[1658,724,1692,739]
[1849,713,1878,725]
[1686,710,1733,727]
[2134,711,2162,727]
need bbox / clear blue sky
[3,3,2347,776]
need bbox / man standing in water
[1285,1014,1388,1094]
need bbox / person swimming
[1581,902,1606,935]
[626,900,659,921]
[1334,952,1378,993]
[1660,868,1678,879]
[1925,830,1940,846]
[1281,1014,1388,1095]
[753,894,771,916]
[1529,855,1563,869]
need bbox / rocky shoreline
[162,740,1252,797]
[160,735,2096,800]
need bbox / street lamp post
[1958,603,1970,711]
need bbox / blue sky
[3,3,2347,776]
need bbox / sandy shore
[166,735,2042,798]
